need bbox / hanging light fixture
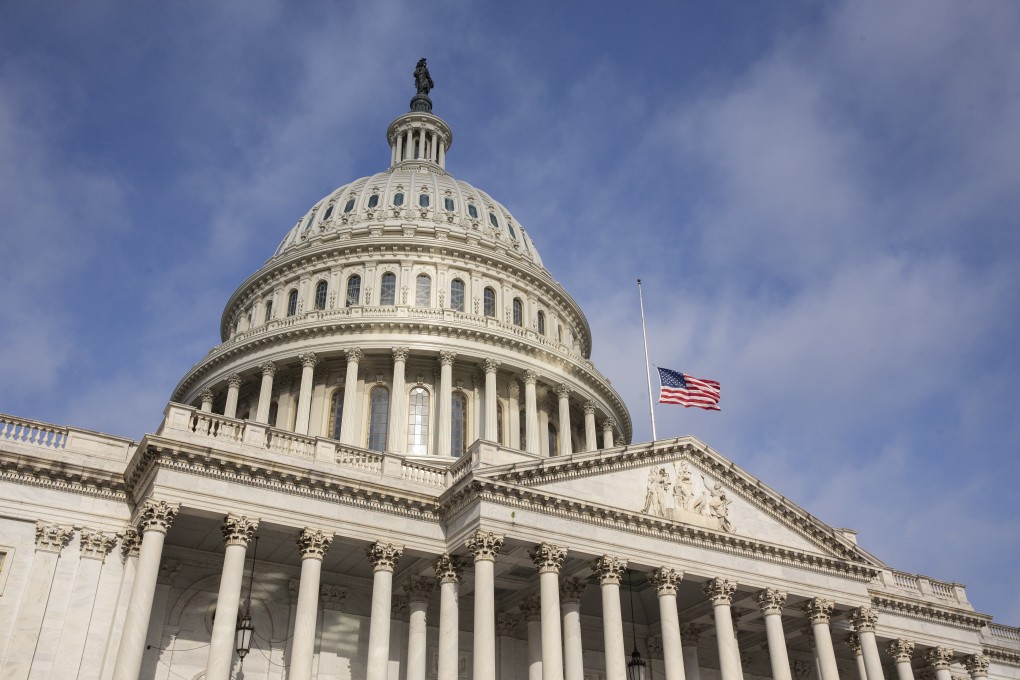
[235,536,258,664]
[626,569,648,680]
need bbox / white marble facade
[0,70,1018,680]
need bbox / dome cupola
[386,58,453,171]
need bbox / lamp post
[627,570,648,680]
[235,536,259,666]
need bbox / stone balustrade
[875,568,970,606]
[987,622,1020,644]
[0,412,134,460]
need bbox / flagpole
[637,279,658,441]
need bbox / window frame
[451,390,469,457]
[450,278,465,312]
[366,386,390,452]
[287,289,299,317]
[346,274,362,307]
[512,298,524,326]
[314,280,328,310]
[415,273,432,307]
[380,272,397,306]
[406,386,431,455]
[483,287,497,318]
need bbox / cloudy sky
[2,2,1018,623]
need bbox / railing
[448,454,474,485]
[336,448,383,473]
[930,580,955,599]
[893,572,919,590]
[265,429,314,459]
[0,414,68,449]
[190,412,244,443]
[401,460,447,487]
[988,623,1020,644]
[885,569,965,604]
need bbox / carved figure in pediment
[672,461,693,510]
[641,466,671,518]
[707,480,733,533]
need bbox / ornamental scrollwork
[703,578,737,605]
[138,499,179,534]
[926,647,955,670]
[803,598,835,624]
[404,575,435,603]
[888,639,915,663]
[465,530,503,562]
[433,553,464,584]
[519,595,541,622]
[496,612,521,637]
[35,522,74,553]
[529,542,567,574]
[297,527,334,559]
[366,542,403,571]
[649,567,684,596]
[120,527,141,561]
[560,577,587,604]
[222,514,260,547]
[756,588,787,616]
[592,555,627,585]
[79,529,119,561]
[851,606,880,633]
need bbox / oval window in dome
[507,221,517,239]
[367,194,379,208]
[323,204,334,220]
[468,204,478,219]
[344,199,355,213]
[489,212,499,228]
[393,192,404,206]
[419,193,430,208]
[444,197,455,211]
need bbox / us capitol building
[0,63,1017,680]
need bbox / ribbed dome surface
[273,168,544,267]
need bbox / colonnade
[197,347,620,455]
[108,502,994,680]
[392,124,448,168]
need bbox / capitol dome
[171,73,632,457]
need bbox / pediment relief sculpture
[641,461,733,533]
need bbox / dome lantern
[387,59,453,170]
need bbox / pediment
[480,437,881,565]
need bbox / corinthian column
[405,575,435,680]
[966,654,989,680]
[846,634,867,680]
[498,613,522,680]
[925,646,955,680]
[484,359,501,441]
[200,388,215,412]
[438,351,457,455]
[852,607,886,680]
[561,578,587,680]
[704,579,742,680]
[112,500,178,680]
[224,374,242,418]
[804,598,839,680]
[755,589,792,680]
[520,596,543,680]
[205,514,259,680]
[555,385,572,455]
[530,543,567,680]
[366,542,403,680]
[290,528,333,680]
[888,639,916,680]
[255,361,277,423]
[434,555,463,680]
[583,402,597,451]
[294,353,318,434]
[467,530,504,680]
[680,624,703,680]
[508,382,521,449]
[601,417,615,449]
[524,371,540,454]
[593,555,628,680]
[650,568,687,680]
[388,347,410,452]
[338,348,363,444]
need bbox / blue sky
[2,2,1018,623]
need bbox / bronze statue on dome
[414,58,434,96]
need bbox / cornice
[0,450,127,501]
[982,647,1020,668]
[439,477,879,582]
[871,593,993,631]
[126,443,443,523]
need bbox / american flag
[657,367,721,411]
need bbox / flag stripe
[656,367,721,411]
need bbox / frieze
[0,451,128,501]
[871,594,992,631]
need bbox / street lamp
[235,536,259,664]
[626,569,648,680]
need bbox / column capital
[483,358,501,374]
[519,594,542,622]
[583,400,596,415]
[888,639,916,663]
[405,575,435,604]
[851,606,879,632]
[438,350,457,367]
[320,584,348,610]
[592,554,628,584]
[803,597,835,624]
[35,521,74,553]
[297,527,334,559]
[300,352,318,369]
[222,513,260,547]
[703,578,737,605]
[79,528,119,561]
[138,499,179,534]
[646,635,664,660]
[200,388,215,402]
[965,654,989,678]
[507,381,520,398]
[260,360,278,377]
[522,369,538,385]
[345,347,364,363]
[465,530,504,562]
[392,346,410,363]
[845,633,863,656]
[926,647,955,671]
[496,612,521,637]
[158,559,182,585]
[433,553,464,583]
[601,417,616,431]
[529,542,567,574]
[801,624,816,649]
[755,587,788,615]
[680,623,704,645]
[555,384,571,398]
[120,527,141,561]
[649,567,684,596]
[560,577,587,604]
[366,541,403,572]
[225,373,241,389]
[392,596,410,618]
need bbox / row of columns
[393,125,447,167]
[200,348,622,455]
[108,506,993,680]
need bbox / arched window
[287,289,299,317]
[496,402,505,446]
[323,204,334,220]
[367,387,389,452]
[406,387,430,455]
[419,193,430,208]
[368,194,379,208]
[513,298,524,326]
[380,272,396,305]
[537,310,546,335]
[268,401,278,428]
[451,279,465,312]
[444,197,455,211]
[329,389,344,439]
[468,203,479,219]
[346,275,361,307]
[415,274,431,307]
[344,198,355,213]
[484,287,496,318]
[393,192,404,206]
[548,423,558,457]
[489,212,499,228]
[315,280,328,310]
[264,300,273,323]
[451,392,468,457]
